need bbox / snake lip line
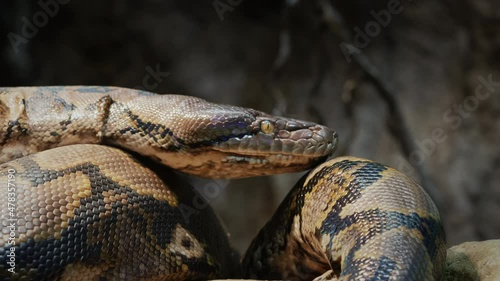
[216,142,337,159]
[213,131,338,158]
[223,154,329,167]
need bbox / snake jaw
[157,116,338,178]
[195,118,339,178]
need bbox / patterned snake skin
[0,86,446,280]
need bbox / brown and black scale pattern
[0,145,239,280]
[243,158,446,281]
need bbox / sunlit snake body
[0,86,446,280]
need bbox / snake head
[209,113,338,178]
[160,100,338,178]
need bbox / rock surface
[445,240,500,281]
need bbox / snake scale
[0,86,446,280]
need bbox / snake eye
[260,120,274,134]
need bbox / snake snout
[273,119,338,157]
[314,125,338,156]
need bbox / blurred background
[1,0,499,254]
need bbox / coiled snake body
[0,87,446,280]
